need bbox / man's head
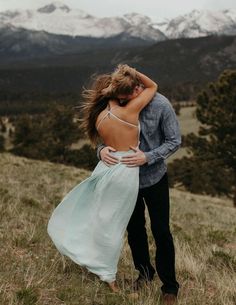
[117,83,144,104]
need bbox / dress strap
[96,104,118,131]
[96,111,109,131]
[109,105,120,112]
[96,103,139,130]
[108,102,139,128]
[108,111,139,128]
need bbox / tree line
[168,69,236,206]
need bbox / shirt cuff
[143,151,156,166]
[96,144,105,160]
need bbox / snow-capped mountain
[0,1,166,42]
[1,2,236,41]
[164,9,236,38]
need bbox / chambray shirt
[97,92,182,189]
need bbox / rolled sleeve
[144,102,182,166]
[96,143,106,160]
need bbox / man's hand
[100,146,119,166]
[120,146,147,167]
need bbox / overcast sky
[0,0,236,19]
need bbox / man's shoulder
[152,92,171,105]
[144,92,172,111]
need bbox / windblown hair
[79,64,141,146]
[102,64,141,97]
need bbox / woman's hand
[100,146,119,166]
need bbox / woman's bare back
[96,102,140,151]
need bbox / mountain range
[0,1,236,43]
[0,1,236,111]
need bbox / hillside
[0,152,235,305]
[0,34,235,116]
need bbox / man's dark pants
[127,172,180,296]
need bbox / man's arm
[144,101,182,166]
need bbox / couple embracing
[47,64,181,304]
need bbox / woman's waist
[103,137,139,151]
[108,148,138,157]
[103,141,140,154]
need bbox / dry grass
[0,152,235,305]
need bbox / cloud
[203,0,236,9]
[0,0,235,18]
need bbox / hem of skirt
[48,241,117,283]
[99,274,116,283]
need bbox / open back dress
[47,105,140,283]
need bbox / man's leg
[142,172,180,296]
[127,191,156,280]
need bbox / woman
[47,64,158,292]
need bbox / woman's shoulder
[96,106,109,128]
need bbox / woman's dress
[47,112,140,283]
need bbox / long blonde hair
[80,64,141,146]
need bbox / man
[97,76,181,305]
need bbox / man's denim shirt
[96,92,182,189]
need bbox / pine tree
[169,69,236,206]
[10,103,83,162]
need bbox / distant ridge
[0,34,235,98]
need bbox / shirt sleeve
[143,101,182,166]
[96,143,106,160]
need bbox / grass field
[167,106,201,163]
[0,151,235,305]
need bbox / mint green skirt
[47,150,139,283]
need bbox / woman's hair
[79,73,112,146]
[79,64,141,146]
[102,64,141,97]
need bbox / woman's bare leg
[107,280,119,292]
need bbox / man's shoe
[161,293,178,305]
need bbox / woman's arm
[124,68,158,113]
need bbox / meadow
[0,147,235,305]
[167,106,200,163]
